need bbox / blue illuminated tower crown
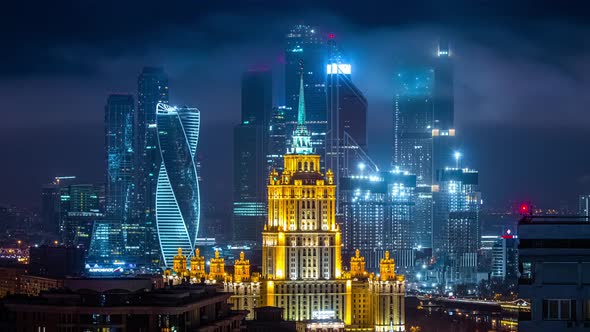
[288,74,314,155]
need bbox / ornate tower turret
[172,247,188,276]
[190,248,206,279]
[350,249,367,278]
[379,251,396,281]
[234,251,251,282]
[209,250,226,281]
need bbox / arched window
[310,162,314,171]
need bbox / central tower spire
[289,74,313,155]
[297,74,306,126]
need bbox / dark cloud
[1,1,590,210]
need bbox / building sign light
[327,63,351,75]
[312,310,336,320]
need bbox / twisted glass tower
[155,103,200,267]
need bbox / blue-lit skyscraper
[87,222,124,265]
[105,94,135,223]
[136,67,169,266]
[393,68,435,251]
[326,62,369,179]
[392,68,434,185]
[432,40,457,176]
[155,103,200,267]
[340,171,416,272]
[433,167,481,285]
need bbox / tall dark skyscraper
[135,67,169,265]
[393,68,435,251]
[326,62,368,179]
[433,40,454,131]
[266,105,289,173]
[392,40,457,253]
[232,69,272,242]
[241,69,272,126]
[432,40,456,174]
[392,68,434,185]
[41,176,77,235]
[105,94,135,223]
[41,183,61,234]
[285,25,327,167]
[233,124,266,242]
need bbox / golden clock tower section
[263,155,341,281]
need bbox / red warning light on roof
[519,203,530,215]
[501,229,514,239]
[329,33,335,39]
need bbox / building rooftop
[518,216,590,248]
[5,284,224,308]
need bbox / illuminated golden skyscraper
[260,75,350,321]
[169,75,406,331]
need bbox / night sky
[1,1,590,211]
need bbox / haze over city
[2,1,590,211]
[1,3,590,331]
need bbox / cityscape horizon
[1,2,589,331]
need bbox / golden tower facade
[350,249,368,279]
[190,248,206,280]
[219,75,404,330]
[172,247,188,277]
[234,251,251,282]
[208,250,226,281]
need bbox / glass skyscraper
[326,62,368,180]
[41,183,61,234]
[340,171,416,272]
[393,68,435,252]
[232,69,272,242]
[155,103,200,267]
[105,94,135,223]
[285,25,327,168]
[233,124,266,242]
[87,222,124,265]
[266,106,289,173]
[136,67,169,265]
[432,40,456,175]
[392,68,434,185]
[241,69,272,126]
[432,167,481,285]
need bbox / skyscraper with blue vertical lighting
[155,103,201,267]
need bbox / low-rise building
[4,284,245,332]
[518,216,590,331]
